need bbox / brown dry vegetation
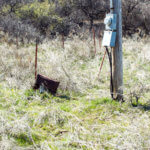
[0,33,150,149]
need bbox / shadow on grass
[25,89,71,101]
[57,95,71,100]
[143,105,150,111]
[132,101,150,111]
[139,103,150,111]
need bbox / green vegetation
[0,36,150,149]
[0,0,150,149]
[0,85,128,148]
[0,80,150,149]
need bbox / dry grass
[0,35,110,94]
[0,35,150,150]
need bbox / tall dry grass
[0,34,150,97]
[0,34,150,149]
[0,35,110,95]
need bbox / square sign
[102,31,116,47]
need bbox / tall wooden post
[112,0,123,100]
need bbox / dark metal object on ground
[33,74,60,95]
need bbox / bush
[0,0,150,39]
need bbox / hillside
[0,37,150,149]
[0,0,150,40]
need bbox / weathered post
[112,0,123,100]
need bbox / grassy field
[0,36,150,149]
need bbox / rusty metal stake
[62,34,64,49]
[99,29,101,49]
[92,28,96,55]
[35,41,38,80]
[98,50,106,78]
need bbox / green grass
[0,38,150,149]
[0,83,136,149]
[0,85,127,147]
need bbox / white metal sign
[102,31,116,47]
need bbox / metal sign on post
[101,0,123,101]
[102,13,117,47]
[102,31,116,47]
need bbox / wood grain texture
[112,0,123,100]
